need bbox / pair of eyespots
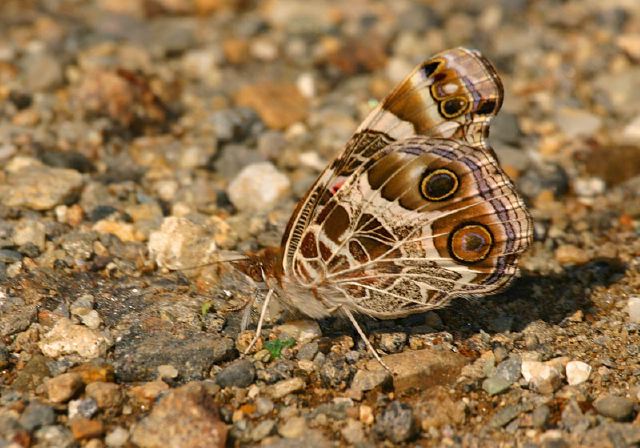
[420,169,493,263]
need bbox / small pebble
[627,296,640,323]
[216,359,256,388]
[267,377,305,399]
[251,419,275,442]
[227,162,291,213]
[374,401,418,443]
[521,360,563,394]
[68,398,99,419]
[19,400,56,431]
[565,361,592,386]
[532,405,551,429]
[85,382,123,409]
[296,342,319,361]
[105,427,129,447]
[482,376,512,396]
[376,332,408,354]
[278,415,307,439]
[47,372,84,403]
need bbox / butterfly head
[231,246,284,287]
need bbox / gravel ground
[1,0,640,447]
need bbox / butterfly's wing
[281,47,503,270]
[279,48,532,318]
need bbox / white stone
[227,162,290,213]
[566,360,592,386]
[148,217,219,270]
[273,320,322,344]
[105,427,130,447]
[267,377,305,399]
[521,360,563,394]
[296,72,316,98]
[39,317,113,359]
[628,296,640,323]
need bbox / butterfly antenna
[169,251,249,273]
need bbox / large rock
[131,382,227,448]
[365,348,468,392]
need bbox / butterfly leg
[244,288,274,354]
[341,306,391,372]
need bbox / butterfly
[232,47,533,369]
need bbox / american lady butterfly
[233,47,533,369]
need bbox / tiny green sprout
[200,301,213,318]
[264,337,296,359]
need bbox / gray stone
[0,249,22,263]
[581,422,640,447]
[209,108,262,143]
[319,354,354,389]
[482,376,512,396]
[216,359,256,388]
[594,395,635,421]
[296,342,319,361]
[532,405,551,429]
[19,400,56,431]
[68,397,99,419]
[495,355,522,385]
[489,403,531,428]
[560,399,590,435]
[374,401,418,443]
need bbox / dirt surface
[1,1,640,447]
